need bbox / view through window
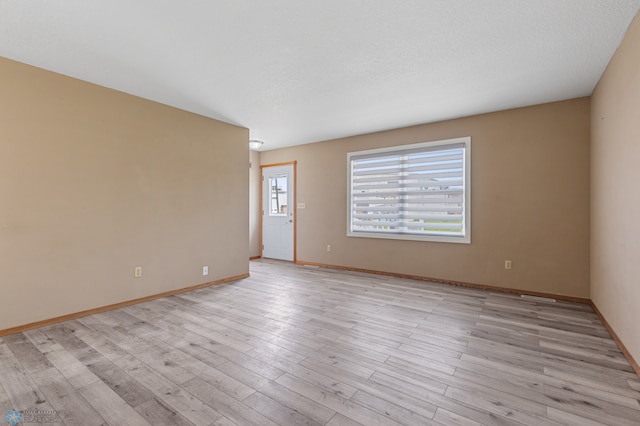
[347,137,471,243]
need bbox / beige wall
[591,13,640,363]
[261,98,591,298]
[0,57,249,330]
[249,150,261,257]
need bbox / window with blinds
[347,137,470,243]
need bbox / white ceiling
[1,1,639,151]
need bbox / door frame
[260,161,297,262]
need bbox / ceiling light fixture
[249,139,264,150]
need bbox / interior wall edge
[0,273,249,338]
[295,259,639,379]
[591,300,640,378]
[295,260,591,305]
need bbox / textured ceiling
[1,1,639,150]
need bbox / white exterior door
[262,164,294,261]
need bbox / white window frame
[347,136,471,244]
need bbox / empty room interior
[1,2,640,425]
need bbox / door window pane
[269,175,288,216]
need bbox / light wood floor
[1,260,639,426]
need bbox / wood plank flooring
[1,259,639,425]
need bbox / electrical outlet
[203,266,209,276]
[134,266,142,278]
[505,260,512,270]
[327,245,331,252]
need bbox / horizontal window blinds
[349,142,467,239]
